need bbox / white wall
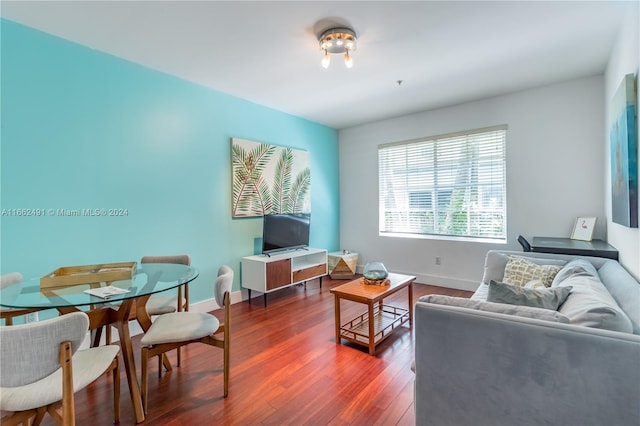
[605,11,640,280]
[339,76,605,291]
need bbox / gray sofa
[414,250,640,426]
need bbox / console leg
[247,289,251,303]
[264,293,267,308]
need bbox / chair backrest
[141,255,192,283]
[517,235,532,252]
[215,265,233,308]
[0,312,89,387]
[140,255,191,266]
[0,272,23,288]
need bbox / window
[378,125,507,241]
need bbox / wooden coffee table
[330,272,415,355]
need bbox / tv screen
[262,213,311,254]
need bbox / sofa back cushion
[598,261,640,334]
[553,260,633,333]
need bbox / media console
[241,248,328,307]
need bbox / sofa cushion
[553,260,633,333]
[597,261,640,334]
[419,294,571,323]
[503,256,562,287]
[551,258,600,286]
[471,279,548,301]
[481,251,567,285]
[487,280,572,310]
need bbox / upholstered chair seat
[141,312,219,345]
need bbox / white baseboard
[412,273,478,292]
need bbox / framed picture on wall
[571,217,597,241]
[609,73,638,228]
[230,137,311,218]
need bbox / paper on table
[83,286,131,299]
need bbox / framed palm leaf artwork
[231,138,311,218]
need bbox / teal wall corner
[0,19,340,306]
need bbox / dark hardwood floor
[48,277,472,425]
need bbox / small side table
[330,273,415,355]
[328,251,359,279]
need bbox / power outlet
[435,256,441,266]
[26,312,39,323]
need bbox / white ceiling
[1,1,636,129]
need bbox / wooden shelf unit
[241,248,328,306]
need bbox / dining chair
[140,265,232,414]
[0,311,120,426]
[139,254,191,366]
[103,255,190,352]
[517,235,532,252]
[0,272,41,326]
[141,254,192,316]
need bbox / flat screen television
[262,213,311,255]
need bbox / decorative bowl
[362,262,388,281]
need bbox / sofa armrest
[414,301,640,426]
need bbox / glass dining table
[0,262,199,424]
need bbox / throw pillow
[481,251,566,285]
[418,294,571,323]
[524,279,545,289]
[503,255,562,287]
[488,280,572,310]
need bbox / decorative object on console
[570,216,597,241]
[318,26,357,69]
[362,262,389,285]
[328,251,358,279]
[231,138,310,218]
[609,73,638,228]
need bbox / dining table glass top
[0,263,199,309]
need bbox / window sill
[379,232,507,244]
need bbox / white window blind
[378,125,507,241]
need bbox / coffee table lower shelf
[339,304,409,348]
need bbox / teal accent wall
[0,19,340,306]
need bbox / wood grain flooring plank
[34,277,470,425]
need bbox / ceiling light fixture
[318,27,357,69]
